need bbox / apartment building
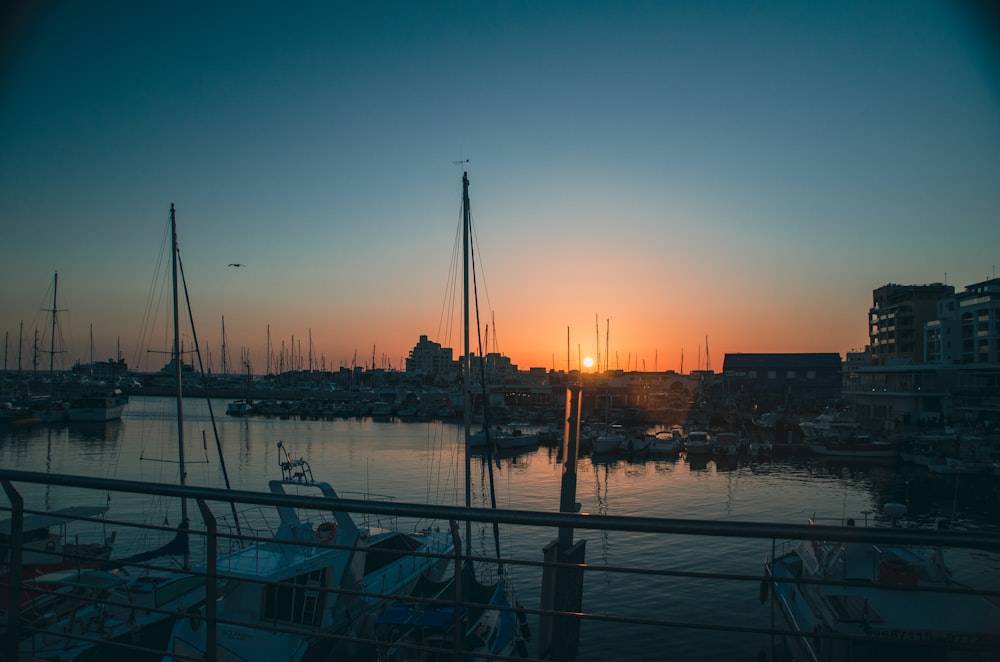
[868,283,954,366]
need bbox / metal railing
[3,468,999,662]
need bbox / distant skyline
[2,2,998,375]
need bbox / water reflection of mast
[593,461,610,567]
[45,427,53,511]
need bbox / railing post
[2,480,24,662]
[449,519,463,660]
[539,384,586,661]
[197,498,218,662]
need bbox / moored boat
[469,424,539,451]
[713,431,747,457]
[591,432,626,455]
[162,443,453,661]
[647,429,683,456]
[225,398,253,417]
[684,430,713,455]
[375,561,527,662]
[66,389,128,422]
[17,564,204,662]
[1,506,116,615]
[764,507,1000,661]
[798,410,860,441]
[925,456,992,475]
[808,434,900,459]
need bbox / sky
[2,1,998,376]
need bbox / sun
[583,356,595,369]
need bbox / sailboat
[374,171,527,661]
[159,234,454,660]
[14,205,206,662]
[0,506,116,618]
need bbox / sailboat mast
[462,171,473,555]
[170,204,188,532]
[606,317,610,374]
[221,316,227,375]
[17,321,23,384]
[49,272,58,379]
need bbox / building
[71,357,129,383]
[471,352,519,385]
[404,335,457,383]
[846,279,1000,432]
[722,353,843,412]
[868,283,954,366]
[925,278,1000,365]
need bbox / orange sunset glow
[1,3,996,377]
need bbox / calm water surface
[3,396,999,661]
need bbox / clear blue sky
[2,1,998,374]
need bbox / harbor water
[3,396,999,661]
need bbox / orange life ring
[316,521,337,544]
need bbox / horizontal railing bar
[2,468,999,550]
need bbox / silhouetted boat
[765,507,1000,661]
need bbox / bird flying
[228,263,245,267]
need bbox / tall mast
[606,317,610,373]
[48,272,60,387]
[462,171,472,555]
[595,314,599,374]
[221,316,227,375]
[43,273,67,395]
[266,324,271,375]
[170,204,188,542]
[17,322,23,384]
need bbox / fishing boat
[764,506,1000,661]
[162,442,453,661]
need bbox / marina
[2,396,999,661]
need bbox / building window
[768,371,776,379]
